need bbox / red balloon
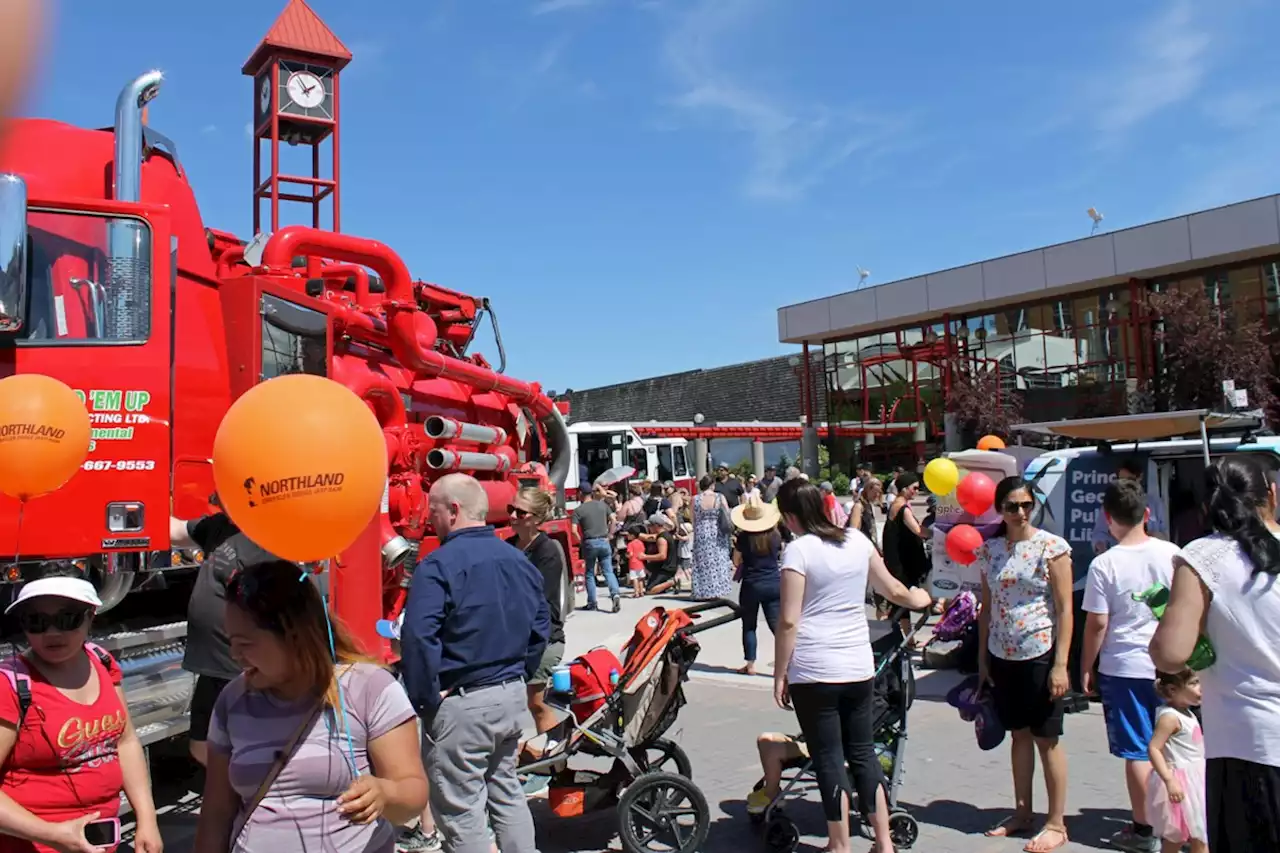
[946,524,984,565]
[956,472,996,517]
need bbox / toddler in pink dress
[1146,670,1206,853]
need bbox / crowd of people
[0,453,1277,853]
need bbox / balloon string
[307,567,358,777]
[12,500,25,568]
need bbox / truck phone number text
[82,460,157,472]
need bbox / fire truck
[564,422,695,501]
[0,71,577,749]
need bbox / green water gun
[1132,583,1216,671]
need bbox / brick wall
[562,353,828,424]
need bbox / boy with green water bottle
[1081,479,1184,853]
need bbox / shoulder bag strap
[231,701,324,843]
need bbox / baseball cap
[375,612,405,641]
[975,701,1006,751]
[5,576,103,615]
[647,513,674,529]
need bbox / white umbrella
[593,465,637,488]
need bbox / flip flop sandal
[985,817,1034,838]
[1023,826,1069,852]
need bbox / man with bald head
[402,473,549,853]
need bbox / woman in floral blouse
[977,477,1075,853]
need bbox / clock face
[286,71,325,109]
[258,76,271,115]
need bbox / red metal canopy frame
[632,422,916,440]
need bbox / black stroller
[750,609,931,851]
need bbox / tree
[1146,288,1277,416]
[944,356,1024,440]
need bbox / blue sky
[25,0,1280,392]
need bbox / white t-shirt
[781,529,874,684]
[1180,532,1280,767]
[1082,538,1180,679]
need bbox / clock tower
[243,0,351,234]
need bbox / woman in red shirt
[0,566,161,853]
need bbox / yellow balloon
[923,457,960,496]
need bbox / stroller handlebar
[883,606,934,645]
[681,597,742,635]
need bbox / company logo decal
[247,472,346,508]
[0,423,66,443]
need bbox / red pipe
[323,263,371,307]
[216,246,246,279]
[332,358,407,429]
[261,227,556,419]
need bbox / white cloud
[244,122,254,139]
[1086,0,1211,141]
[532,0,599,15]
[200,124,218,135]
[534,36,570,76]
[661,0,907,201]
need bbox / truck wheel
[561,560,575,618]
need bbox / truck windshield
[18,210,152,343]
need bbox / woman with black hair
[1151,454,1280,853]
[772,479,932,853]
[977,476,1074,852]
[882,472,931,644]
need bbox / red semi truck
[0,71,578,748]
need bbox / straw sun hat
[731,494,781,532]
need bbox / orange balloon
[212,374,388,562]
[977,434,1006,451]
[0,374,91,500]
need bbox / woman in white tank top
[1151,455,1280,853]
[772,479,932,853]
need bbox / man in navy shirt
[402,473,549,853]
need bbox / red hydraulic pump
[0,71,577,655]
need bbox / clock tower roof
[242,0,352,76]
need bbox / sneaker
[396,827,442,853]
[611,594,621,614]
[582,602,599,612]
[1109,825,1159,852]
[745,789,775,815]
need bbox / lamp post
[692,413,708,479]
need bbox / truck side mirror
[0,173,29,333]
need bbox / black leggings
[789,678,884,823]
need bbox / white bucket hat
[5,576,103,615]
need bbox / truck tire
[561,560,575,618]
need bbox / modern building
[777,194,1280,468]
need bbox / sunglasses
[507,505,533,519]
[1002,500,1036,514]
[20,608,89,635]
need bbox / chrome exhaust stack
[113,70,163,204]
[103,70,162,342]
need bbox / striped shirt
[208,663,415,853]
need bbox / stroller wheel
[763,814,800,853]
[617,771,710,853]
[888,810,919,848]
[630,737,694,779]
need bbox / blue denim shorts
[1097,673,1161,760]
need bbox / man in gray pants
[402,474,551,853]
